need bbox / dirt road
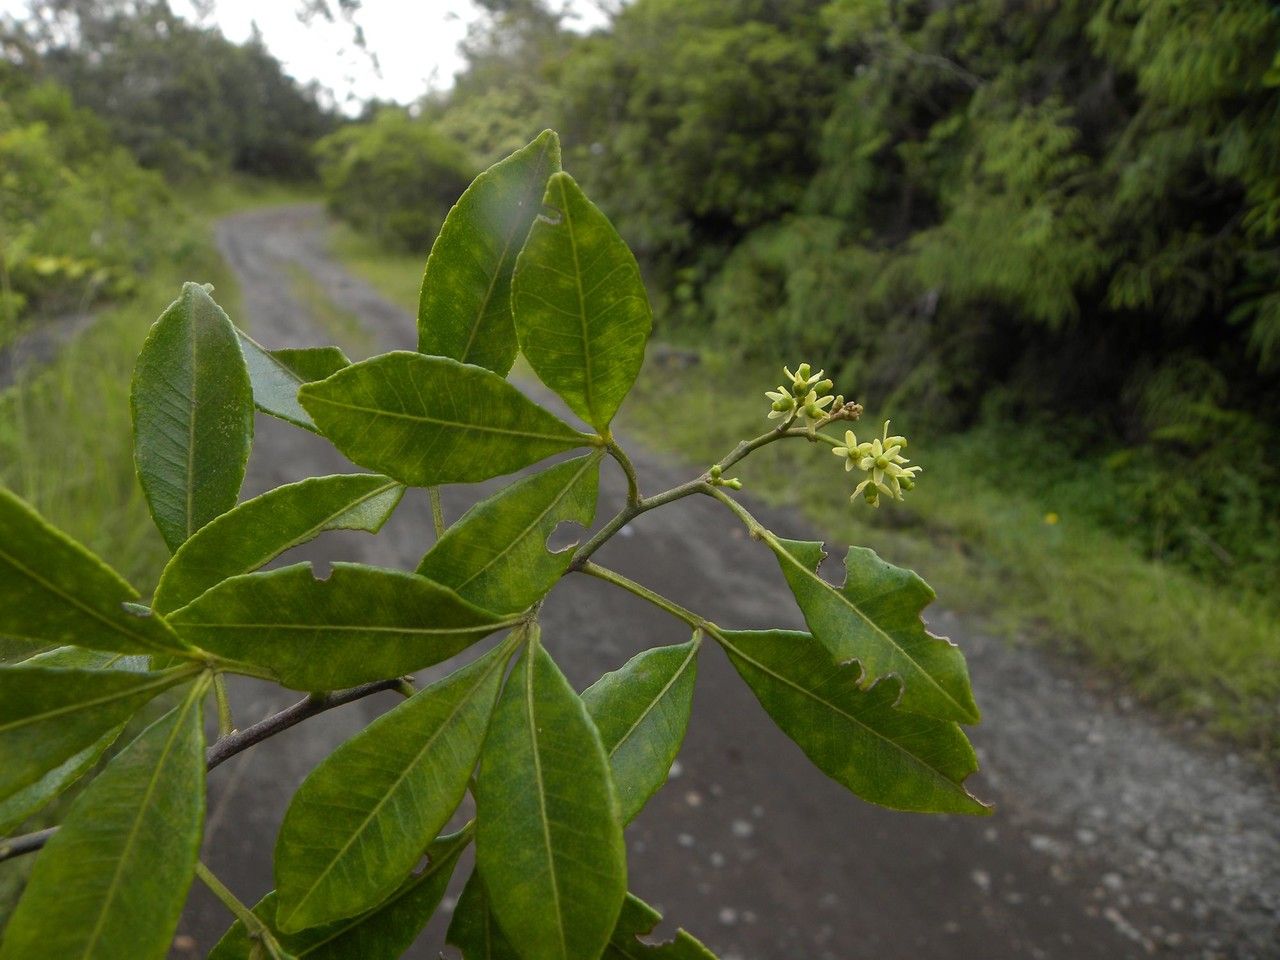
[172,205,1280,959]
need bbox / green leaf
[512,171,652,432]
[419,130,561,375]
[417,453,602,613]
[167,562,518,690]
[766,539,980,724]
[131,282,254,551]
[719,629,988,815]
[298,352,595,486]
[208,831,468,960]
[0,684,206,960]
[447,870,521,960]
[275,640,513,931]
[474,639,626,960]
[0,659,183,805]
[237,329,351,432]
[153,473,404,614]
[603,894,718,960]
[0,487,189,656]
[582,639,698,824]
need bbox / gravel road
[170,205,1279,959]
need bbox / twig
[0,676,410,863]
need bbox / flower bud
[709,464,722,479]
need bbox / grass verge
[331,232,1280,760]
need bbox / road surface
[170,205,1279,959]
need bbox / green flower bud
[709,464,722,478]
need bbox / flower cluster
[765,363,835,425]
[832,420,920,507]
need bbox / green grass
[330,233,1280,759]
[282,260,374,359]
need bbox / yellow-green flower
[764,385,798,420]
[835,420,920,507]
[784,363,824,395]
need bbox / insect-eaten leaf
[603,894,719,959]
[131,282,253,551]
[720,629,989,815]
[767,538,980,724]
[417,452,602,613]
[475,639,627,960]
[237,329,351,431]
[0,487,189,656]
[513,172,652,433]
[275,640,513,931]
[582,639,698,824]
[167,562,518,690]
[209,831,468,960]
[152,473,404,614]
[0,662,193,803]
[0,686,206,960]
[298,351,595,486]
[419,129,561,375]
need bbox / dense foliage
[4,0,335,180]
[0,64,176,333]
[0,131,985,959]
[323,0,1280,587]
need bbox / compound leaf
[474,640,626,960]
[167,562,517,690]
[299,352,594,486]
[275,640,513,931]
[582,639,698,824]
[131,282,253,551]
[153,473,404,614]
[447,870,521,960]
[512,172,651,432]
[767,539,979,724]
[603,894,718,960]
[0,686,206,960]
[720,629,988,815]
[417,453,602,613]
[0,662,192,803]
[209,831,467,959]
[0,487,188,656]
[237,330,351,431]
[419,130,561,375]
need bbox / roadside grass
[327,223,423,311]
[282,260,374,359]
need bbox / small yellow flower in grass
[840,420,920,507]
[1044,512,1059,525]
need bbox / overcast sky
[3,1,609,110]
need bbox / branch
[0,676,410,864]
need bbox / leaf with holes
[209,831,468,959]
[0,487,189,656]
[766,539,979,724]
[603,894,718,959]
[275,639,514,931]
[417,453,601,613]
[419,130,561,374]
[153,473,403,614]
[0,684,206,960]
[167,562,518,690]
[237,330,351,431]
[513,172,652,432]
[131,282,253,551]
[474,639,626,960]
[299,352,595,486]
[720,629,988,814]
[582,639,698,824]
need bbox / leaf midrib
[0,670,187,735]
[603,642,696,762]
[771,537,968,719]
[448,454,599,593]
[78,684,200,958]
[280,651,505,928]
[302,393,586,445]
[525,649,569,958]
[719,633,973,796]
[558,176,596,425]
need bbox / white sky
[3,1,610,110]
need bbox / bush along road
[164,203,1280,960]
